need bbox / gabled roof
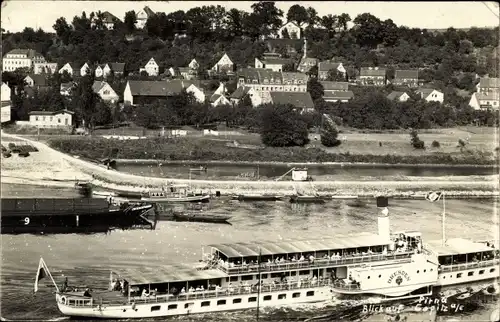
[360,67,386,77]
[387,91,408,100]
[127,80,199,97]
[298,57,318,67]
[395,69,419,79]
[215,53,233,66]
[324,90,354,100]
[416,88,440,97]
[318,61,342,72]
[5,48,44,58]
[270,92,314,109]
[474,92,499,101]
[102,11,120,23]
[25,74,48,87]
[259,57,293,66]
[92,81,110,93]
[230,86,251,99]
[280,21,301,29]
[238,68,283,84]
[479,77,500,89]
[320,81,349,91]
[109,62,125,73]
[140,6,156,18]
[29,109,74,116]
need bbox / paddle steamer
[141,184,210,203]
[39,198,499,319]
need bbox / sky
[1,1,499,33]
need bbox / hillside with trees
[2,2,498,137]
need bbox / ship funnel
[376,196,390,242]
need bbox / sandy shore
[1,133,499,196]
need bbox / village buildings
[320,81,354,103]
[358,67,386,86]
[135,6,156,29]
[140,58,160,76]
[27,109,74,128]
[92,81,119,103]
[123,80,205,106]
[2,49,46,72]
[318,61,347,80]
[415,88,444,104]
[387,91,410,102]
[34,62,58,75]
[392,70,420,87]
[1,82,12,123]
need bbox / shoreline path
[1,132,498,196]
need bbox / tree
[250,1,284,37]
[287,5,308,27]
[320,14,337,36]
[53,17,72,45]
[124,11,137,34]
[260,104,309,147]
[307,78,324,101]
[306,65,318,78]
[281,28,290,39]
[410,129,425,149]
[327,69,346,81]
[306,7,319,27]
[337,13,351,31]
[320,115,341,147]
[71,72,99,129]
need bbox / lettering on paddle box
[387,270,410,285]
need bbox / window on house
[103,90,110,95]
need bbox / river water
[1,183,499,321]
[114,162,497,181]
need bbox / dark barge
[1,198,156,234]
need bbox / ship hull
[56,286,331,319]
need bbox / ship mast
[256,247,261,322]
[441,193,446,246]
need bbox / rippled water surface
[1,184,499,321]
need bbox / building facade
[28,110,74,127]
[2,49,46,72]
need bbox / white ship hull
[435,260,500,287]
[333,282,433,298]
[56,286,331,319]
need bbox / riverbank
[1,133,498,197]
[46,137,499,166]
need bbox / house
[95,64,110,78]
[297,57,318,73]
[358,67,386,86]
[211,53,234,74]
[80,62,91,77]
[469,92,499,110]
[416,88,444,104]
[58,62,79,77]
[188,59,199,70]
[92,81,119,103]
[387,91,410,102]
[135,6,156,29]
[270,92,315,113]
[254,57,293,72]
[2,49,46,72]
[109,62,126,75]
[237,68,308,104]
[24,74,49,89]
[392,70,420,87]
[230,86,261,107]
[33,62,58,75]
[28,109,74,127]
[102,11,120,29]
[1,82,12,123]
[209,85,231,107]
[178,67,196,80]
[476,77,499,93]
[318,61,346,80]
[123,80,204,106]
[60,82,75,96]
[277,21,302,39]
[139,58,159,76]
[323,90,354,103]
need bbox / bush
[410,129,425,150]
[260,104,309,147]
[320,116,342,147]
[431,140,441,148]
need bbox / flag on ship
[425,191,443,202]
[34,258,48,293]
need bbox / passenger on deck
[141,289,149,298]
[188,287,195,293]
[291,256,297,262]
[181,287,186,294]
[299,255,305,262]
[309,255,315,263]
[83,288,92,297]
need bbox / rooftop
[395,69,419,79]
[114,264,227,286]
[318,61,342,72]
[324,90,354,100]
[387,91,408,100]
[270,91,314,110]
[426,238,495,256]
[479,77,500,89]
[320,81,349,91]
[209,232,388,258]
[360,67,386,77]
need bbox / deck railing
[331,280,361,292]
[213,252,413,274]
[62,279,332,308]
[439,259,500,273]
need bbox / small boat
[141,185,210,203]
[232,194,284,201]
[289,194,326,204]
[172,211,231,223]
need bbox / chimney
[376,196,391,243]
[303,38,307,59]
